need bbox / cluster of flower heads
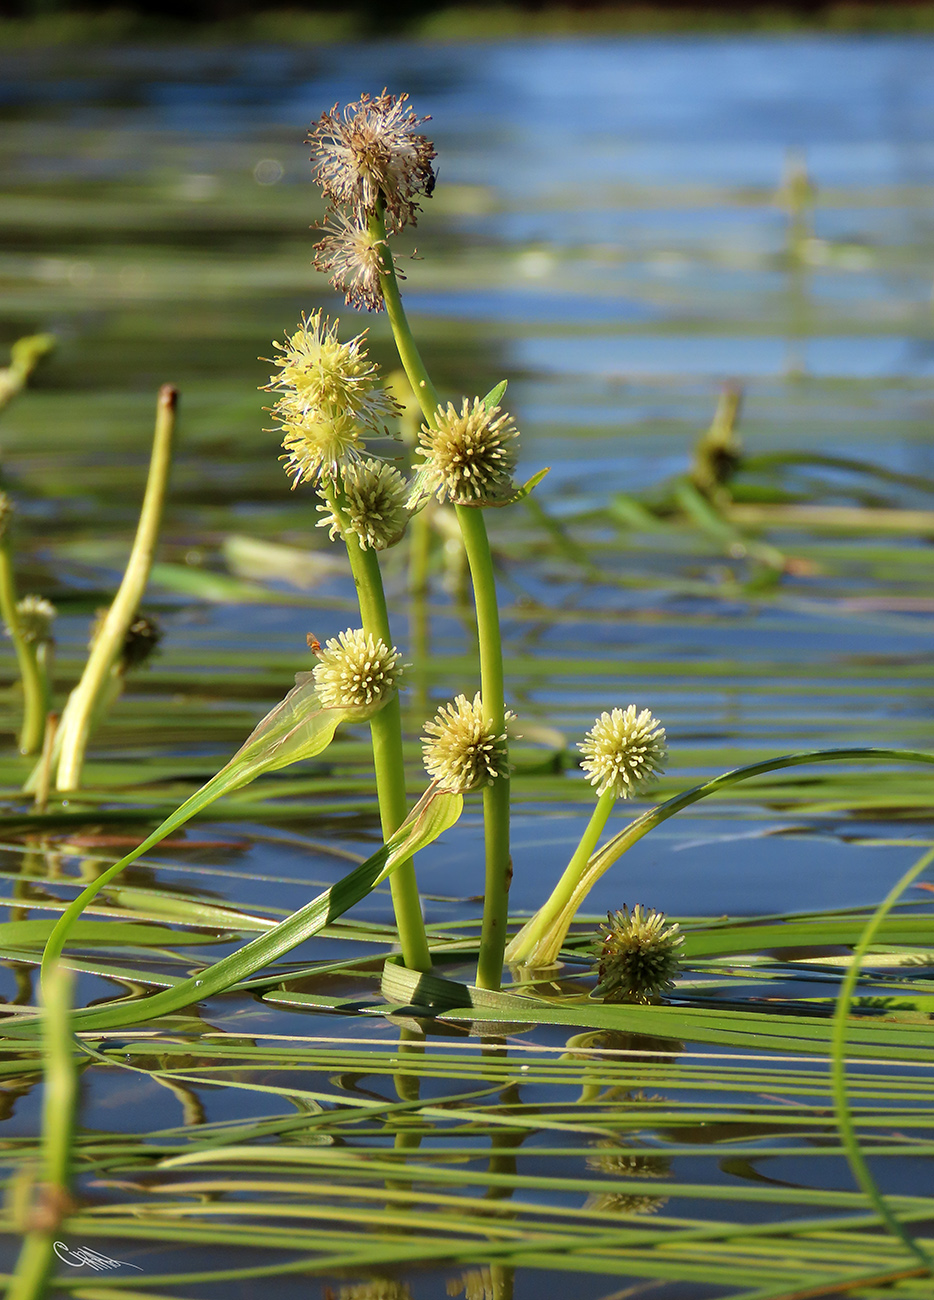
[579,705,667,800]
[308,90,437,311]
[593,904,683,1003]
[422,693,514,794]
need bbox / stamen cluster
[578,706,667,800]
[267,312,397,487]
[422,693,513,793]
[416,398,519,506]
[312,628,403,715]
[593,905,683,1003]
[308,90,436,311]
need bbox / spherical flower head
[312,628,403,719]
[317,458,411,551]
[422,693,514,793]
[308,90,436,233]
[267,312,396,430]
[579,706,667,800]
[279,408,366,488]
[14,594,56,645]
[313,212,388,313]
[593,905,683,1004]
[416,398,519,506]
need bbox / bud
[317,458,410,551]
[421,693,513,793]
[312,628,403,717]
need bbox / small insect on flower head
[14,594,56,645]
[416,398,519,507]
[593,905,683,1004]
[316,458,411,551]
[312,627,404,719]
[422,693,514,793]
[578,706,667,800]
[312,211,389,313]
[308,90,436,233]
[265,312,398,487]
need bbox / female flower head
[579,706,667,800]
[416,398,519,506]
[594,905,683,1003]
[308,90,436,233]
[422,693,514,793]
[312,628,403,718]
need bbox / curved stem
[515,746,934,967]
[506,786,615,965]
[830,845,934,1270]
[325,481,431,972]
[55,385,176,791]
[0,533,47,755]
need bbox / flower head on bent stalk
[312,628,404,719]
[593,904,683,1003]
[14,595,56,646]
[317,458,411,551]
[422,693,515,794]
[265,312,398,487]
[308,90,436,232]
[579,706,667,800]
[313,211,392,313]
[415,398,519,507]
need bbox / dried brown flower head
[313,211,389,313]
[308,90,436,233]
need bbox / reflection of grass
[3,4,934,46]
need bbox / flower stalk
[0,507,49,756]
[53,385,176,792]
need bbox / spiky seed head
[14,595,56,645]
[308,90,436,233]
[313,211,388,312]
[422,693,513,793]
[593,905,683,1004]
[317,458,411,551]
[585,1191,670,1217]
[417,398,519,506]
[579,706,667,800]
[312,628,403,716]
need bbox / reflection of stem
[507,786,615,965]
[389,1027,424,1201]
[55,385,176,791]
[325,483,431,974]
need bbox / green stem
[6,964,77,1300]
[54,385,177,792]
[0,534,47,755]
[457,505,511,990]
[830,846,934,1270]
[370,208,439,421]
[328,485,431,973]
[506,786,616,966]
[373,207,512,989]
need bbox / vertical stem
[55,385,176,792]
[370,209,439,422]
[0,528,47,756]
[505,786,616,966]
[457,505,511,990]
[339,514,431,973]
[6,963,77,1300]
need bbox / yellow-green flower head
[417,398,519,506]
[267,312,396,427]
[313,211,387,313]
[14,594,56,644]
[312,628,403,717]
[317,458,410,551]
[579,706,667,800]
[308,90,436,233]
[422,693,514,793]
[279,407,365,488]
[594,905,683,1003]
